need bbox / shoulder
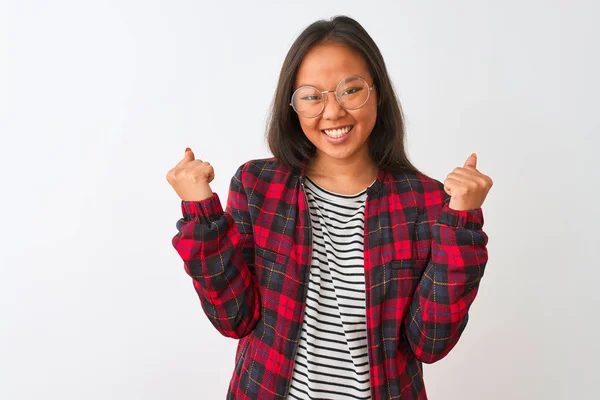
[387,169,444,192]
[385,168,449,207]
[232,157,293,186]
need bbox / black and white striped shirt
[288,177,373,400]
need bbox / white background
[1,0,598,399]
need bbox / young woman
[167,16,492,400]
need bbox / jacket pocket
[255,244,289,268]
[253,245,295,329]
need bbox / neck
[306,152,378,182]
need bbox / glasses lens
[336,77,369,109]
[291,87,323,117]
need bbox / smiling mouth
[321,125,354,138]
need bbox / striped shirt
[288,177,374,400]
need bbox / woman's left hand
[444,153,493,211]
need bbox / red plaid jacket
[172,157,489,399]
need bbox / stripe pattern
[288,177,373,399]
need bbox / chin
[316,146,361,161]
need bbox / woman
[167,15,492,400]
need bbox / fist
[444,153,493,211]
[166,148,215,201]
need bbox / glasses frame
[289,75,375,118]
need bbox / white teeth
[323,126,352,138]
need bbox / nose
[321,91,346,120]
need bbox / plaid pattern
[172,158,488,400]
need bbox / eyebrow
[295,75,366,90]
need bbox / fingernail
[185,147,191,152]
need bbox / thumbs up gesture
[166,148,215,202]
[444,153,493,211]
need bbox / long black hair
[266,15,419,174]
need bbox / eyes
[290,76,374,118]
[300,95,320,101]
[344,87,362,96]
[300,87,363,101]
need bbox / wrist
[182,184,213,202]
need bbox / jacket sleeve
[403,184,489,363]
[171,165,260,339]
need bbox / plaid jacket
[172,157,489,400]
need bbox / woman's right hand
[166,148,214,201]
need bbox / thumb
[184,147,195,161]
[464,152,477,168]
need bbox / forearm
[404,203,488,363]
[173,193,260,338]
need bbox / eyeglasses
[290,76,375,118]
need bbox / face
[293,42,378,166]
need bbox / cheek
[354,106,377,131]
[299,118,320,135]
